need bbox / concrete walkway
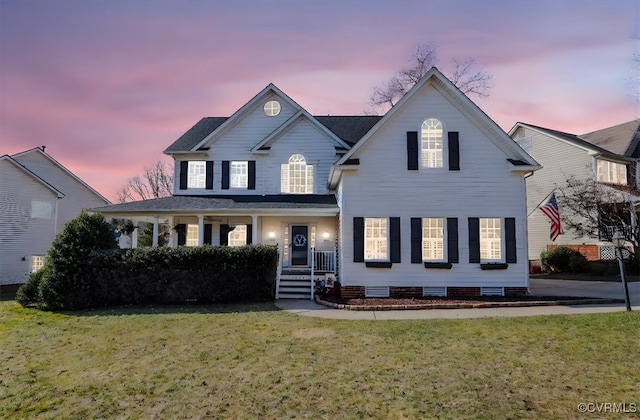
[274,279,639,320]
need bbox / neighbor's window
[422,218,444,261]
[480,218,501,260]
[31,200,53,219]
[188,161,206,188]
[281,154,313,193]
[228,225,247,246]
[31,255,45,272]
[264,100,281,116]
[421,118,443,168]
[186,224,199,246]
[230,161,248,188]
[365,217,388,261]
[596,160,626,185]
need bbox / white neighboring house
[0,147,111,285]
[93,67,540,299]
[508,120,640,262]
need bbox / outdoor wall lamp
[612,230,632,311]
[268,231,276,239]
[322,231,330,241]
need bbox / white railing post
[275,243,282,299]
[310,247,315,300]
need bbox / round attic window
[264,100,281,116]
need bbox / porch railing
[312,249,336,272]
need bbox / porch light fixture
[323,231,330,241]
[268,231,276,239]
[611,230,632,311]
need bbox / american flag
[540,192,561,241]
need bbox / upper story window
[596,159,626,185]
[188,161,206,188]
[480,218,501,261]
[422,218,444,261]
[281,154,313,194]
[263,100,281,116]
[421,118,443,168]
[365,217,388,261]
[230,161,248,188]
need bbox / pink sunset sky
[1,0,638,203]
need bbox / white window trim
[480,218,503,262]
[281,154,314,194]
[186,224,199,247]
[31,255,45,273]
[187,161,206,189]
[422,217,446,262]
[595,159,627,185]
[420,118,445,170]
[364,217,389,262]
[230,161,248,189]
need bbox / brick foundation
[340,286,365,299]
[504,287,528,296]
[389,287,422,298]
[446,287,481,297]
[339,285,530,298]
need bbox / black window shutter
[407,131,419,170]
[353,217,364,262]
[246,224,252,244]
[390,217,401,263]
[447,217,459,263]
[468,218,480,263]
[177,224,186,246]
[505,217,517,263]
[221,161,230,190]
[410,218,422,263]
[248,161,256,190]
[179,161,188,190]
[448,132,460,171]
[203,224,212,245]
[205,161,214,190]
[220,224,229,246]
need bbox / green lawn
[1,301,638,419]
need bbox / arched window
[281,154,313,194]
[421,118,443,168]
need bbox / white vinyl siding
[230,161,248,188]
[364,217,388,261]
[422,217,444,261]
[421,118,443,168]
[228,225,247,246]
[188,161,206,189]
[281,154,313,193]
[596,159,626,185]
[186,224,199,246]
[480,218,502,261]
[31,200,53,219]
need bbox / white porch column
[152,216,159,247]
[168,216,176,247]
[132,226,139,249]
[198,215,205,246]
[252,215,258,244]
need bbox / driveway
[530,278,640,306]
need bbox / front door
[290,225,309,266]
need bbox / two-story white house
[94,67,540,299]
[509,119,640,263]
[0,147,111,286]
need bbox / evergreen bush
[540,246,588,273]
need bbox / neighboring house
[508,119,640,262]
[0,147,111,285]
[93,67,540,299]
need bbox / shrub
[16,267,47,306]
[540,246,588,273]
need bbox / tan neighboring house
[509,119,640,263]
[0,147,111,286]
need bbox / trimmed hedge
[56,245,278,310]
[540,246,588,273]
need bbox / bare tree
[369,44,493,112]
[117,159,173,203]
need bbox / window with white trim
[365,217,388,261]
[186,224,199,247]
[228,225,247,247]
[230,161,248,188]
[422,218,444,261]
[188,161,206,189]
[480,218,501,260]
[281,154,313,193]
[263,100,281,116]
[31,255,45,272]
[421,118,443,168]
[596,159,626,185]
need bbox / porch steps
[278,271,312,299]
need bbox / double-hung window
[422,218,444,261]
[31,255,45,272]
[421,118,443,168]
[186,224,199,247]
[230,161,248,188]
[596,159,626,185]
[188,161,206,188]
[365,217,388,261]
[480,218,501,260]
[228,225,247,246]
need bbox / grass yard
[1,300,638,419]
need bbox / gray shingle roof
[93,195,338,213]
[520,122,620,158]
[581,119,640,158]
[163,116,382,153]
